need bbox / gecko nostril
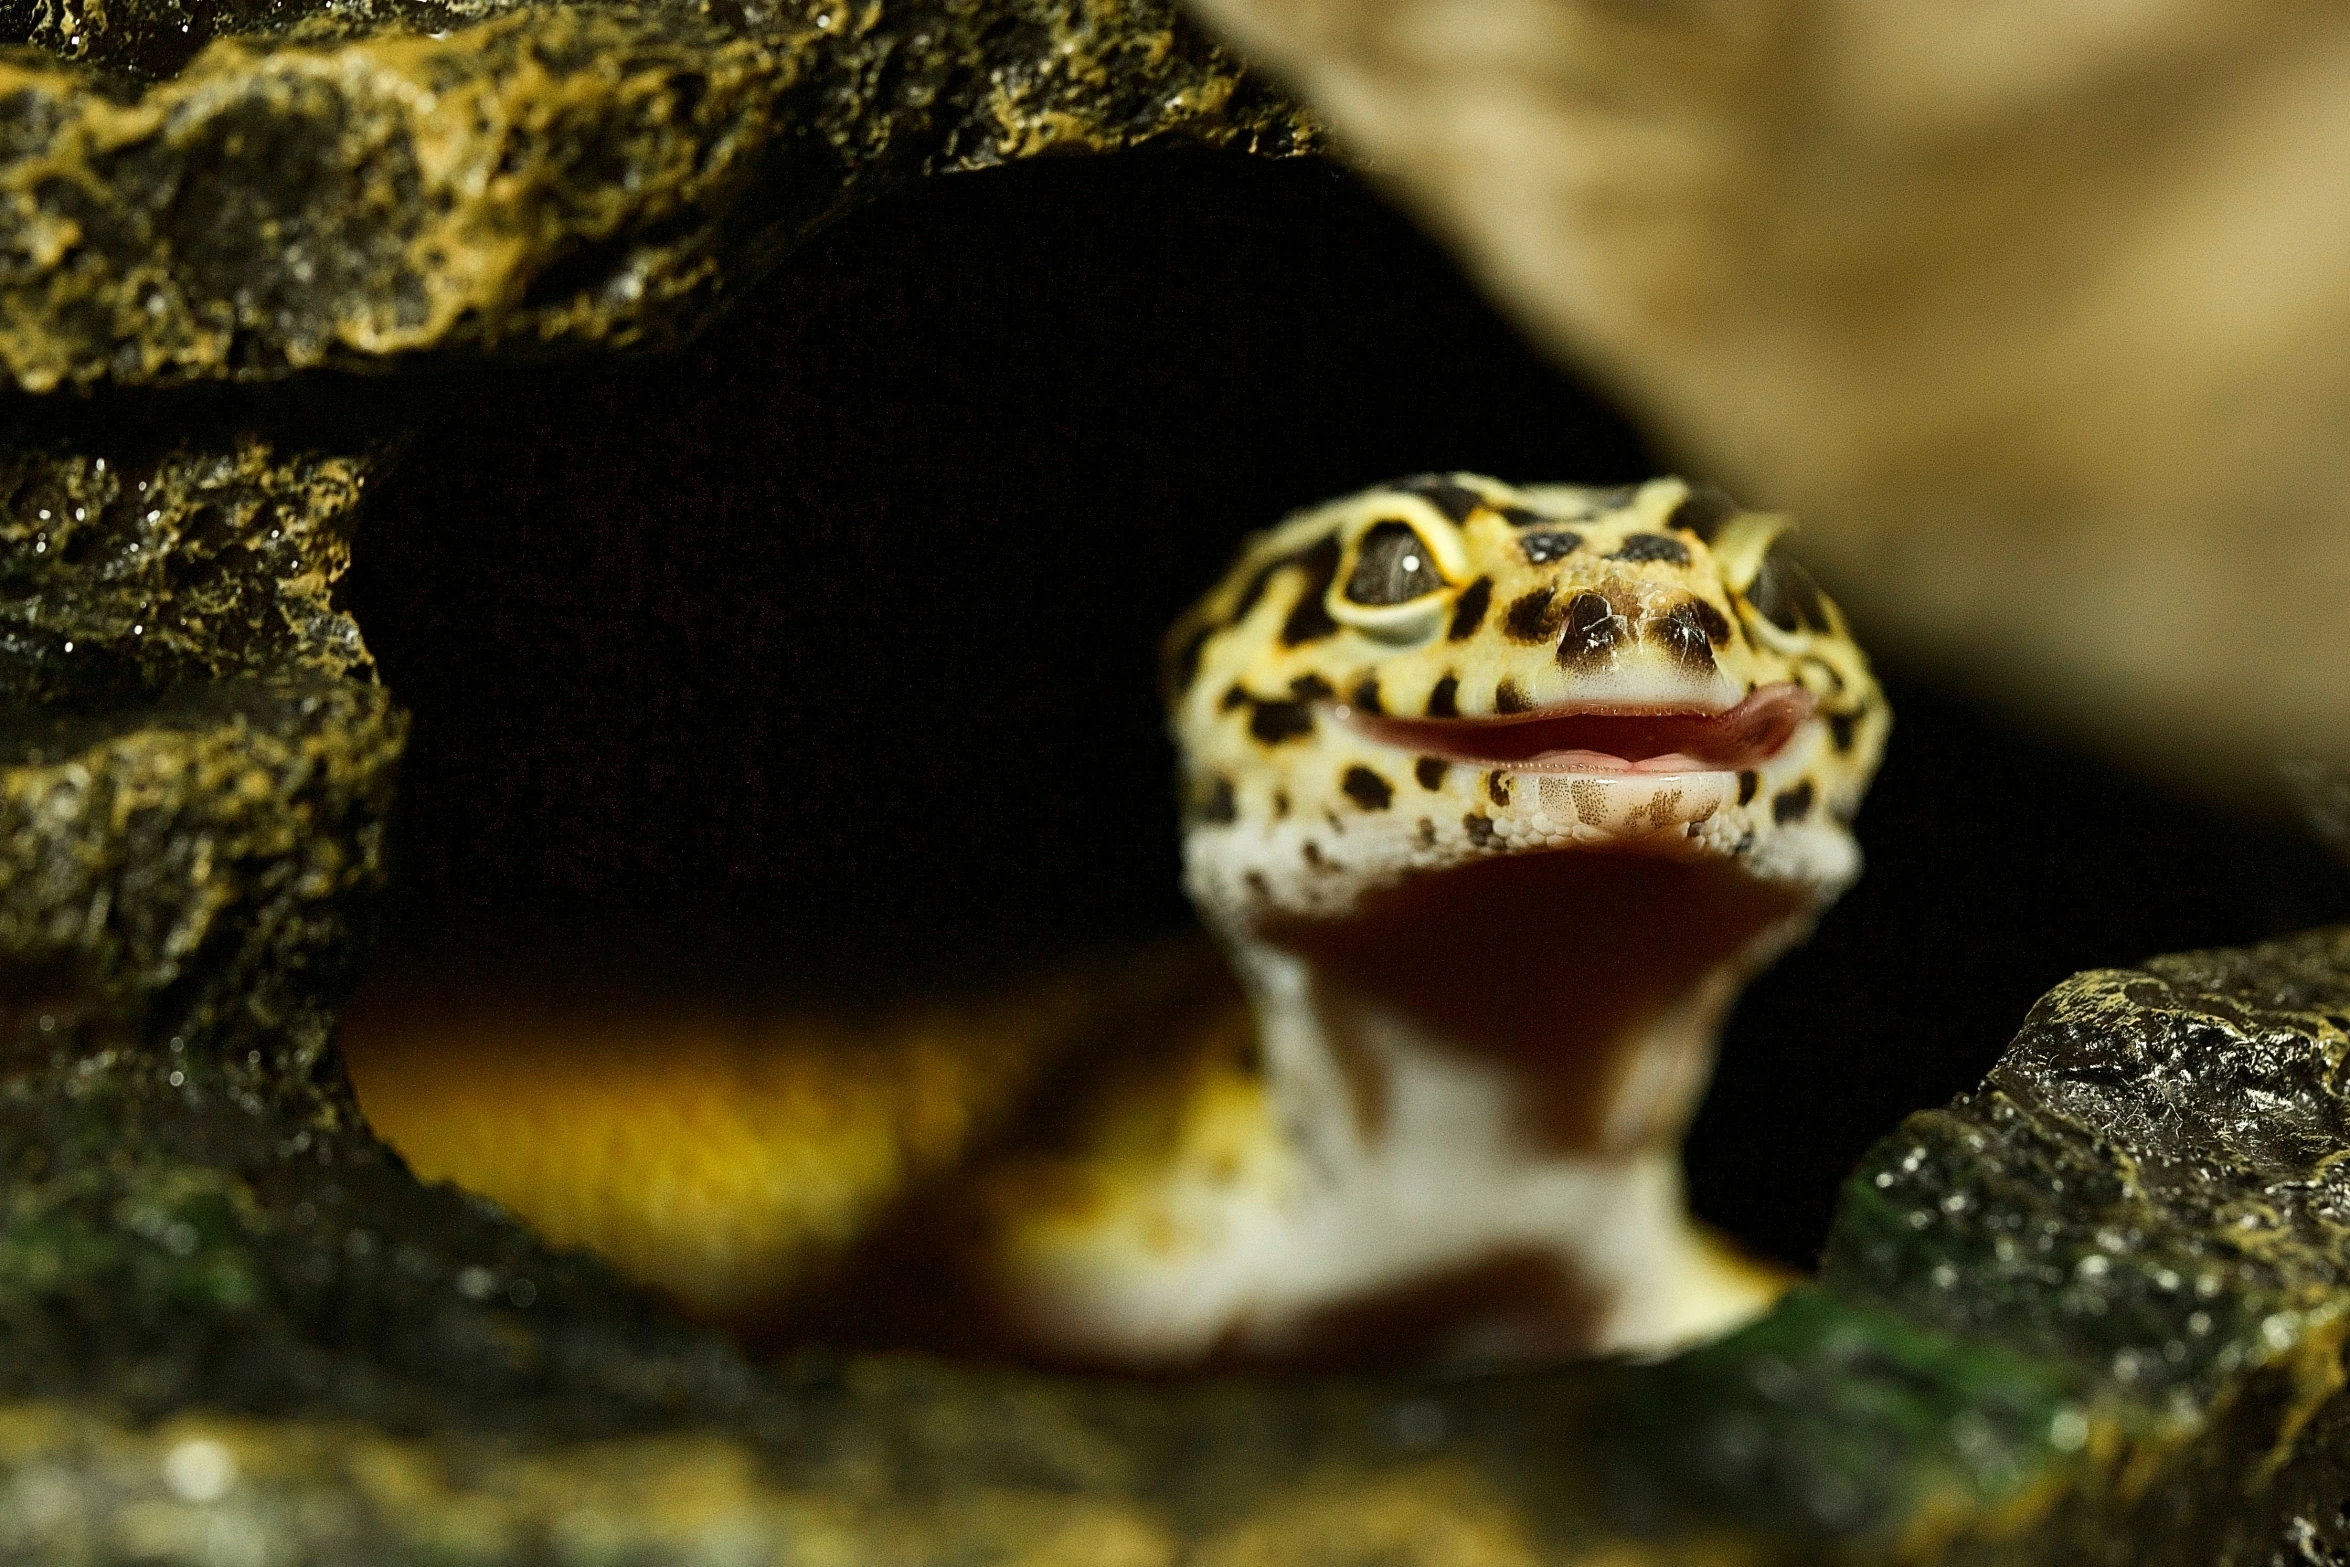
[1556,592,1624,667]
[1650,600,1730,672]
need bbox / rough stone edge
[0,0,1322,390]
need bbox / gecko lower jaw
[1333,682,1815,776]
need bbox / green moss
[1595,1288,2082,1542]
[0,1158,268,1316]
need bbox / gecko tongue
[1342,682,1813,773]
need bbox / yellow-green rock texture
[0,0,1317,388]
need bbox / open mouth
[1338,682,1814,775]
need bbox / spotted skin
[338,470,1877,1374]
[997,475,1888,1368]
[1167,474,1885,923]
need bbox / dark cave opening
[341,147,2350,1278]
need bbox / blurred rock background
[1185,0,2350,796]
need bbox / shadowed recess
[342,149,2350,1286]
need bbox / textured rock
[0,415,378,700]
[1183,0,2350,794]
[0,675,397,1083]
[1599,927,2350,1563]
[0,0,1318,388]
[0,405,391,1079]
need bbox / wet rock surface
[1638,927,2350,1564]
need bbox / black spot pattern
[1463,813,1498,847]
[1746,545,1826,634]
[1220,684,1249,712]
[1504,587,1562,643]
[1828,710,1858,752]
[1447,577,1492,641]
[1273,791,1290,819]
[1427,675,1460,717]
[1290,673,1335,703]
[1684,599,1732,643]
[1193,775,1237,824]
[1164,626,1211,698]
[1494,679,1530,714]
[1351,677,1384,715]
[1666,486,1739,542]
[1737,770,1758,805]
[1499,506,1548,528]
[1392,474,1487,523]
[1415,757,1448,789]
[1248,701,1314,744]
[1487,773,1510,806]
[1557,592,1623,666]
[1773,780,1814,823]
[1609,533,1691,566]
[1343,766,1394,811]
[1229,556,1284,626]
[1650,610,1709,669]
[1278,534,1344,646]
[1520,530,1581,565]
[1416,818,1437,847]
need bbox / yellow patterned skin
[1166,474,1884,924]
[981,475,1887,1364]
[343,946,1244,1336]
[347,474,1886,1369]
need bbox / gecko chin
[1337,682,1814,777]
[1260,848,1811,1153]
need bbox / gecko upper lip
[1336,682,1816,775]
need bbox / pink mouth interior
[1342,683,1814,774]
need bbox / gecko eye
[1744,544,1828,634]
[1343,521,1447,606]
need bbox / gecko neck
[1214,890,1785,1362]
[977,848,1814,1368]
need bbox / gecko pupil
[1344,521,1446,606]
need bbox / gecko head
[1165,474,1888,930]
[1163,475,1889,1109]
